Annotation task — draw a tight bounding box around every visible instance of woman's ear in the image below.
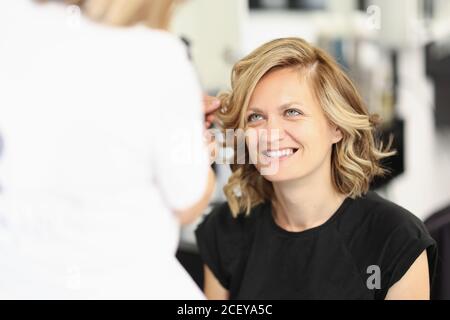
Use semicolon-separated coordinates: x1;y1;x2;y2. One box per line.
331;125;343;144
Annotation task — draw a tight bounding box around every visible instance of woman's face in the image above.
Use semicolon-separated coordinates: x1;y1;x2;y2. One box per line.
245;67;342;182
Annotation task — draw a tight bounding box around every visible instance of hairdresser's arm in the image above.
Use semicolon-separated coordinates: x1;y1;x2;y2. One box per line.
175;167;216;225
203;264;229;300
175;96;220;225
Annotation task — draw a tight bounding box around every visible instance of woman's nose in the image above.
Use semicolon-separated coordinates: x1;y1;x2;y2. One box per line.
262;117;286;144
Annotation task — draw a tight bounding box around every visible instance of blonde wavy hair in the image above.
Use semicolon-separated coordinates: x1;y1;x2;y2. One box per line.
36;0;177;29
217;37;396;217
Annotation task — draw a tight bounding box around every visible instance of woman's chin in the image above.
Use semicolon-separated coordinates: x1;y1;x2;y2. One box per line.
259;169;302;182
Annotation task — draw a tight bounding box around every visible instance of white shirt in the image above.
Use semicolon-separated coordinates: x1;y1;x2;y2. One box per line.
0;1;209;299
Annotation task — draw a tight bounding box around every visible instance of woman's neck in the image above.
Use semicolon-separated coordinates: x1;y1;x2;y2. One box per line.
271;165;347;232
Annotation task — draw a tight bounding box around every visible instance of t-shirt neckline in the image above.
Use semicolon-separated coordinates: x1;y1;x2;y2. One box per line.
265;196;353;237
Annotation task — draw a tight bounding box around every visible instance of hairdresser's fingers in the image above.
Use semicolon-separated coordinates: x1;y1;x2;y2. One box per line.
203;95;220;130
203;95;221;115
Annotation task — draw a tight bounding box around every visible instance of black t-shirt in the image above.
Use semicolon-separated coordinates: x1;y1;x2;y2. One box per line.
195;191;437;300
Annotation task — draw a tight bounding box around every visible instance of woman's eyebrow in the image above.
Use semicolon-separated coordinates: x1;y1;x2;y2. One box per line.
247;101;304;113
247;107;264;113
278;101;304;110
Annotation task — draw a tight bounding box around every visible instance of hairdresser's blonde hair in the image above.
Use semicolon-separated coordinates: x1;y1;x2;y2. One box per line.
38;0;177;29
218;37;396;217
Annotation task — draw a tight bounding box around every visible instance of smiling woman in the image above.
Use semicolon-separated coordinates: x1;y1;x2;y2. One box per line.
195;37;437;300
218;37;395;217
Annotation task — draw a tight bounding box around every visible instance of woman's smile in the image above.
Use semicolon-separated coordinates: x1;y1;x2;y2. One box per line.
261;147;300;162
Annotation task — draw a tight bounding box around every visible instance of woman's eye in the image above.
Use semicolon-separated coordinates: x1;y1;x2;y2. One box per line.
285;109;302;117
247;113;263;122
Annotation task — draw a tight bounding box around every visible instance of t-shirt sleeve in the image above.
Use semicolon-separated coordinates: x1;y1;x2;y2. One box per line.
195;202;242;290
151;40;210;211
379;210;437;298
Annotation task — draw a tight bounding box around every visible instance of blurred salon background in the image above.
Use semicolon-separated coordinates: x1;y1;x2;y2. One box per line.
170;0;450;300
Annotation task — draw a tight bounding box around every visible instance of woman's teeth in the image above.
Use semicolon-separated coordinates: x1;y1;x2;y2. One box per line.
263;148;296;158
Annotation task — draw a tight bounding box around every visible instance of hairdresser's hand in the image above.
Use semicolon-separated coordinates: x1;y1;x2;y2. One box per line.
203;95;221;130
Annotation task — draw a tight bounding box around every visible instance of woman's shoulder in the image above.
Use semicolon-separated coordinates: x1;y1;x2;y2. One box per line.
338;190;435;261
342;191;436;268
346;191;437;298
347;191;427;234
196;201;265;235
195;201;269;252
31;2;188;61
87;24;189;66
194;202;266;289
124;27;188;59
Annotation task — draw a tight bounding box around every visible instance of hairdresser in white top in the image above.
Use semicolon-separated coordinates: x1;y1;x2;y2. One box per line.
0;0;216;299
